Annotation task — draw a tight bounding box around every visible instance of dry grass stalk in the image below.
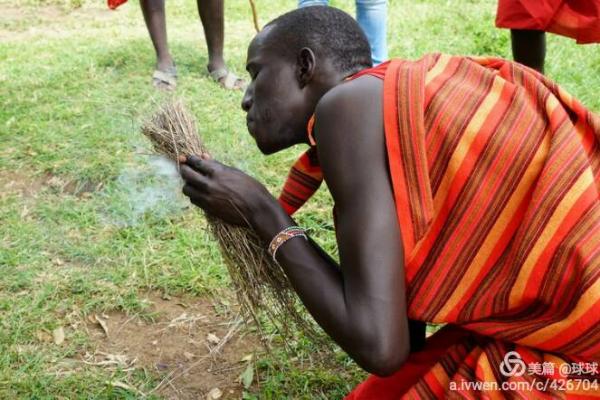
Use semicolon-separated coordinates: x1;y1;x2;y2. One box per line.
141;99;328;349
248;0;261;32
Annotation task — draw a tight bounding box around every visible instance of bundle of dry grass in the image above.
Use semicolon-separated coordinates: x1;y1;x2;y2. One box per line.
142;99;327;348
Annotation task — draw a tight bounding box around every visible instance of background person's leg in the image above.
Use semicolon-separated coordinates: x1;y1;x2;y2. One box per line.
140;0;174;72
298;0;328;7
510;29;546;73
197;0;245;89
356;0;388;65
197;0;226;73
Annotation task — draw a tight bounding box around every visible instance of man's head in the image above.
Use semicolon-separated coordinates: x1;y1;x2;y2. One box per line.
241;6;372;154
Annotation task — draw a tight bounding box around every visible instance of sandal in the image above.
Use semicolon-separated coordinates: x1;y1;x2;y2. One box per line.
209;67;246;90
152;66;177;91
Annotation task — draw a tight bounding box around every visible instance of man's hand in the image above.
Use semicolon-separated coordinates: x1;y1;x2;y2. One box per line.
179;155;278;228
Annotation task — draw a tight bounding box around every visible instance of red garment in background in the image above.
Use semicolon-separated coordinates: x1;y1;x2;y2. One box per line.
107;0;127;10
496;0;600;43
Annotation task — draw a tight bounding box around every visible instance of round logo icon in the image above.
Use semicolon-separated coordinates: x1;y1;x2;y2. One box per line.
500;351;527;377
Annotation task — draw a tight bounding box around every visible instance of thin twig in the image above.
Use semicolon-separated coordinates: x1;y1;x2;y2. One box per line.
114;314;138;336
209;316;243;356
248;0;260;32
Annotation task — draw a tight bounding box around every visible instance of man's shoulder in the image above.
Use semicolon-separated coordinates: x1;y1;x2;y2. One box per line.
316;75;383;114
315;75;383;127
313;75;384;154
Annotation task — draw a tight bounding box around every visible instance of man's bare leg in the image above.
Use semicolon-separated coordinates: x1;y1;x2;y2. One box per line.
511;29;546;73
197;0;226;73
140;0;175;72
197;0;245;89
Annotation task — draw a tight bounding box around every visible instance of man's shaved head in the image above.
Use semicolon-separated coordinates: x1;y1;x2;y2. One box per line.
241;7;374;154
262;6;373;76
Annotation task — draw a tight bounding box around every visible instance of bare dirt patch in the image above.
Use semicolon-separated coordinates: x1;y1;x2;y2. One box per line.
0;171;46;199
0;2;117;41
0;170;101;199
85;292;261;399
2;3;64;23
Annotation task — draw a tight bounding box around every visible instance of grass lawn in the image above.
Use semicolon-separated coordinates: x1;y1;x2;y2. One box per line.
1;0;598;398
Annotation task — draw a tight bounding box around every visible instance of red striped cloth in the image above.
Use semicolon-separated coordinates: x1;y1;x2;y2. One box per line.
280;55;600;398
278;146;323;216
496;0;600;44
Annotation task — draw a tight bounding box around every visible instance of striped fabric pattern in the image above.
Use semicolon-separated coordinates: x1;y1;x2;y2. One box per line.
278;146;323;216
378;54;600;398
281;54;600;397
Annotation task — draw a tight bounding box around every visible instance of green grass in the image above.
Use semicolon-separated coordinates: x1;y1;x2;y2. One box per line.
1;0;598;398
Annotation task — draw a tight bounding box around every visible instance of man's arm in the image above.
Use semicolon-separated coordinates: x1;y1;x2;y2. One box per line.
252;76;411;375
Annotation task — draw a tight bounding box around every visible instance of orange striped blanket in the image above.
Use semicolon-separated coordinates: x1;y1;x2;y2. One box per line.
281;54;600;398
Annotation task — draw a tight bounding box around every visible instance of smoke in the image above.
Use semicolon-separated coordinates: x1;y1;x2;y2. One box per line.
100;154;190;227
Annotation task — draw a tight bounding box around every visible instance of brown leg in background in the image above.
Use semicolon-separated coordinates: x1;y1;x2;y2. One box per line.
140;0;175;71
510;29;546;73
196;0;226;72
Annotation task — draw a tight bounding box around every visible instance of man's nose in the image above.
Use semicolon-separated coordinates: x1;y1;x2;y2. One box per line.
241;88;253;112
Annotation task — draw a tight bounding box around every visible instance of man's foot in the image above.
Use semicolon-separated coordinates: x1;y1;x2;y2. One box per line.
208;67;246;90
152;65;177;91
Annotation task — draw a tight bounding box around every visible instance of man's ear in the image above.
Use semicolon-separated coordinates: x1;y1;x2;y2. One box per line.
296;47;316;88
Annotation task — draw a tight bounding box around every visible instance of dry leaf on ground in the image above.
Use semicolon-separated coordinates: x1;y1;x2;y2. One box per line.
52;327;65;345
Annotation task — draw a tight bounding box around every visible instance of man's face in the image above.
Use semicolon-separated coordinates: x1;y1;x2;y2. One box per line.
241;28;313;154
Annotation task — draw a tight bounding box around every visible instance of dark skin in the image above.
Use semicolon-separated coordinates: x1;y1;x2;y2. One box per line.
180;26;425;376
140;0;244;87
511;29;546;73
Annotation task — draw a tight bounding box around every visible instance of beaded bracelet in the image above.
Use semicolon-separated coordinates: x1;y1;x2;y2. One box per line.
267;226;308;262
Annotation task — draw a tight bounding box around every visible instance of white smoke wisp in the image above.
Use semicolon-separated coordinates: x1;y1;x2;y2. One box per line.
100;154;190;227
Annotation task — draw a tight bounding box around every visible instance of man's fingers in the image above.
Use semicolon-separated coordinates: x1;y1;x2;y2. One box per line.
186;155;215;176
182;184;219;218
182;183;209;206
180;165;210;192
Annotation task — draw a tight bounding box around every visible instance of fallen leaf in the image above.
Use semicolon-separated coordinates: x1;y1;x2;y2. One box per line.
241;354;253;363
206;333;220;345
53;327;65;345
35;330;53;343
93;314;109;337
239;363;254;389
207;387;222;399
183;351;195;361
